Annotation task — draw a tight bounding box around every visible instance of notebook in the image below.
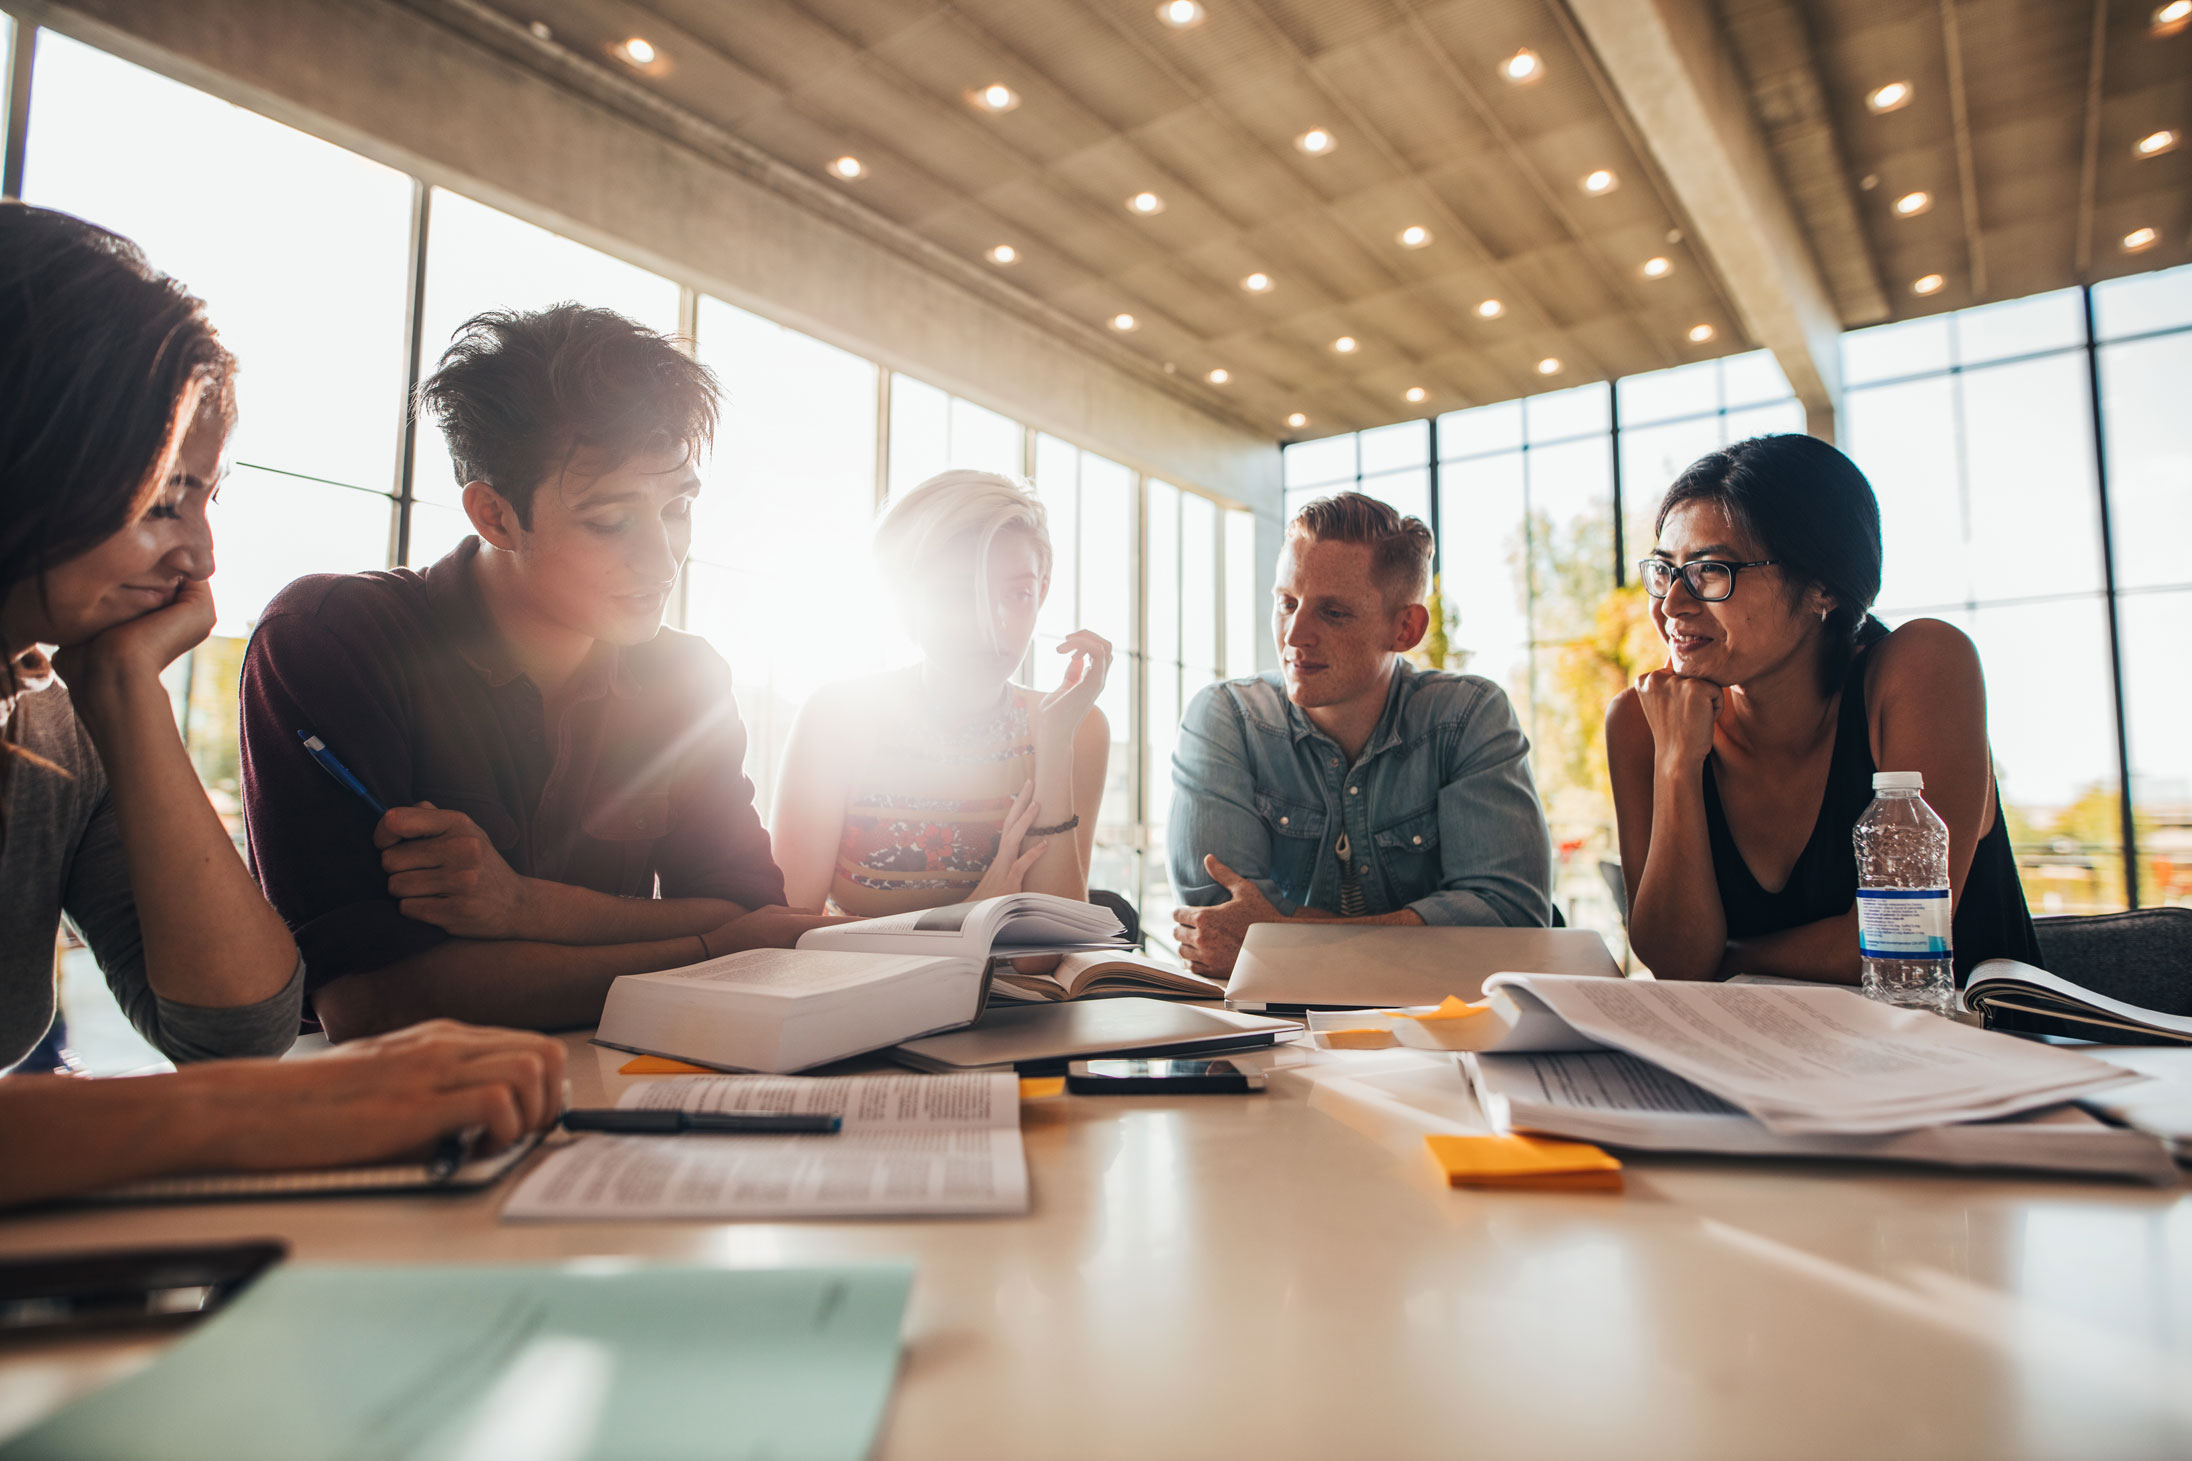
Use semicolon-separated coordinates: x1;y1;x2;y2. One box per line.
79;1132;544;1204
1225;924;1621;1010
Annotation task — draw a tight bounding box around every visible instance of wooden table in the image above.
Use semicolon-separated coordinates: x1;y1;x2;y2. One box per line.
2;1033;2188;1459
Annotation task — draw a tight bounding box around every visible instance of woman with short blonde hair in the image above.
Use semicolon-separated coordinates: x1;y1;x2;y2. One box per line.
770;469;1111;915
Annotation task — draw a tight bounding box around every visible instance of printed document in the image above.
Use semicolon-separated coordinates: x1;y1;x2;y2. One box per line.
504;1072;1027;1220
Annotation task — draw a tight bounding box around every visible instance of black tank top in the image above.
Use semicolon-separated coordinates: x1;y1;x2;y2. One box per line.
1701;645;2042;982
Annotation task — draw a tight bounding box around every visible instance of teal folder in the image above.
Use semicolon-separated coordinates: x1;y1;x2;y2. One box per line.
0;1261;913;1461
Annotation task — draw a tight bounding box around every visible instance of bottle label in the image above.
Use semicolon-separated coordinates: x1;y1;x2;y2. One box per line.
1856;889;1952;958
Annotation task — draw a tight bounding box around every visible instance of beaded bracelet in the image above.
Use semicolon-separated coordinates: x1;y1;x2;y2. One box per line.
1025;814;1081;838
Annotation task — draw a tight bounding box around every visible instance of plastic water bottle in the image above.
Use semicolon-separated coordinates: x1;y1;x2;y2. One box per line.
1853;770;1954;1015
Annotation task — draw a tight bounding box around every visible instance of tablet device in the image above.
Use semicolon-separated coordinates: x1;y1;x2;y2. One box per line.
892;997;1301;1074
1225;924;1621;1011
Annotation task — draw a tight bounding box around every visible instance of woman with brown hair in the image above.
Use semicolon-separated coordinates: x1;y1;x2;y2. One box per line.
0;203;561;1207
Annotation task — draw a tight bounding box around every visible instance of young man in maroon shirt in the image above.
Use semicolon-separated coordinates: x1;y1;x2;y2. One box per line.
241;306;837;1041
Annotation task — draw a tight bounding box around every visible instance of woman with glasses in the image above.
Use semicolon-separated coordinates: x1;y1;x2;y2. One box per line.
1604;433;2040;984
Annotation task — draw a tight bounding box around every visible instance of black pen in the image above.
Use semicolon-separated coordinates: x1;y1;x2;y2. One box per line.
426;1124;485;1182
560;1109;843;1135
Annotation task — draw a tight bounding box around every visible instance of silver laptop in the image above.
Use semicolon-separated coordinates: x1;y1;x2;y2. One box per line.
1225;923;1621;1010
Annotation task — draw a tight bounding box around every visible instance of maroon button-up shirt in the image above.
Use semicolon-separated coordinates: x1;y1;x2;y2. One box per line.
240;538;785;994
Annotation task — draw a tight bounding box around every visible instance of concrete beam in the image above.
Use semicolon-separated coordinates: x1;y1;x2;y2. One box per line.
1566;0;1846;443
20;0;1282;513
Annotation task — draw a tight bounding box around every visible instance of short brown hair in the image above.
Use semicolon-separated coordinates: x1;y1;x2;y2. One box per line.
1287;492;1434;606
416;305;718;528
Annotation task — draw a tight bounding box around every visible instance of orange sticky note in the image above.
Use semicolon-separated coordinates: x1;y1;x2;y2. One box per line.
1318;1027;1398;1050
618;1055;718;1075
1424;1133;1624;1192
1391;996;1489;1023
1019;1076;1066;1100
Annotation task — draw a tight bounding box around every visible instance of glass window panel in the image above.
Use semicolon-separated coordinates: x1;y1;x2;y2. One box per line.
2093;261;2192;341
411;188;680;512
682;560;782;795
1146;480;1181;666
1960;353;2101;602
1843;377;1969;612
948;395;1023;479
406;501;474;569
1961;597;2125;914
1524;382;1611;443
1359;419;1430;473
2122;591;2192;907
1952;288;2084;366
1616;360;1718;426
1079;453;1135;654
208;472;392;638
1438;451;1529;695
1719;350;1793;408
1524;437;1615;644
1033;434;1081;639
1723;399;1806;442
1841;314;1951;386
2099;333;2192;592
1617;415;1723;565
1355;466;1431;525
1282;433;1357;489
1438;400;1522;458
1145;659;1182;842
1224;508;1261;678
1;16;12;121
25;33;414;498
1181;492;1218;672
887;374;950;496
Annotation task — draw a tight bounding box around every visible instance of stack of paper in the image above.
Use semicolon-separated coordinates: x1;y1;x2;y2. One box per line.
504;1072;1027;1221
0;1262;912;1461
1472;975;2143;1135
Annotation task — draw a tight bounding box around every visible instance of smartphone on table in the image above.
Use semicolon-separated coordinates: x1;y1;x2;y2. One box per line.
1065;1057;1266;1094
0;1241;286;1339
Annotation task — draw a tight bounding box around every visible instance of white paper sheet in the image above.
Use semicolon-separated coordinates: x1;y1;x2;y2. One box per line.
503;1073;1028;1220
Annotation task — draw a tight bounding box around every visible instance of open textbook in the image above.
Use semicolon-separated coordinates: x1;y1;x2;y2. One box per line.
1390;974;2140;1136
1962;959;2192;1045
988;950;1226;1003
798;891;1128;959
503;1072;1027;1221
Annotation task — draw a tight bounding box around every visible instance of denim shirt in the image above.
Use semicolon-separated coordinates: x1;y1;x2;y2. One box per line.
1168;662;1553;927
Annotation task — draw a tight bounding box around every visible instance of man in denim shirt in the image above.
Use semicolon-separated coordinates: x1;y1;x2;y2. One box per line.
1170;494;1552;976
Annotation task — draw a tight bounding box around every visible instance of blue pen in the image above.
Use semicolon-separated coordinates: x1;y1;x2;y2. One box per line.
298;731;388;817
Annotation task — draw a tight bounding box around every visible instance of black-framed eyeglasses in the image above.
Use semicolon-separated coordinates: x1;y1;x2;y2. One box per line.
1638;558;1779;602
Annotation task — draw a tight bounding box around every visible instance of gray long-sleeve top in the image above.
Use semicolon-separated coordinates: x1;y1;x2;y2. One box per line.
1;676;302;1070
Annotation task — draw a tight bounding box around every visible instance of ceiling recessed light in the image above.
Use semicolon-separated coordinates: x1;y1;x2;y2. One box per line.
971;83;1020;113
1866;81;1913;113
1208;368;1230;385
1580;169;1618;195
1688;323;1715;343
987;244;1018;265
831;156;865;180
1286;412;1308;429
1111;312;1139;331
1405;386;1428;404
1641;256;1672;279
1295;128;1336;155
1127;191;1166;215
2123;226;2161;253
1912;273;1945;295
1397;224;1432;248
621;36;657;65
1502;48;1542;83
1894;190;1932;217
1158;0;1206;28
1537;357;1562;375
1476;298;1504;319
1332;335;1358;353
2154;1;2191;32
528;20;553;41
1241;272;1273;293
2135;129;2180;158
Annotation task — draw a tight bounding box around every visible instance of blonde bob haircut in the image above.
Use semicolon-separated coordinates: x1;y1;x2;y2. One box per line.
873;469;1054;650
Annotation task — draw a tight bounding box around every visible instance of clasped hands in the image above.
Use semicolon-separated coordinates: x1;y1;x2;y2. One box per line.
1171;854;1287;978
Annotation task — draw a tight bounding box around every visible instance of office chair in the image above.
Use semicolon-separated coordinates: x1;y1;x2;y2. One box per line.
2031;907;2192;1016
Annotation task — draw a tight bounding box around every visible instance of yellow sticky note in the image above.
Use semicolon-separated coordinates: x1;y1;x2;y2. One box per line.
1318;1027;1398;1050
1019;1076;1066;1101
618;1055;718;1075
1390;996;1489;1023
1424;1133;1624;1192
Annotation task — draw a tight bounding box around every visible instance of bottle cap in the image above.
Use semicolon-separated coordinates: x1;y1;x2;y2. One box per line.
1873;770;1924;791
